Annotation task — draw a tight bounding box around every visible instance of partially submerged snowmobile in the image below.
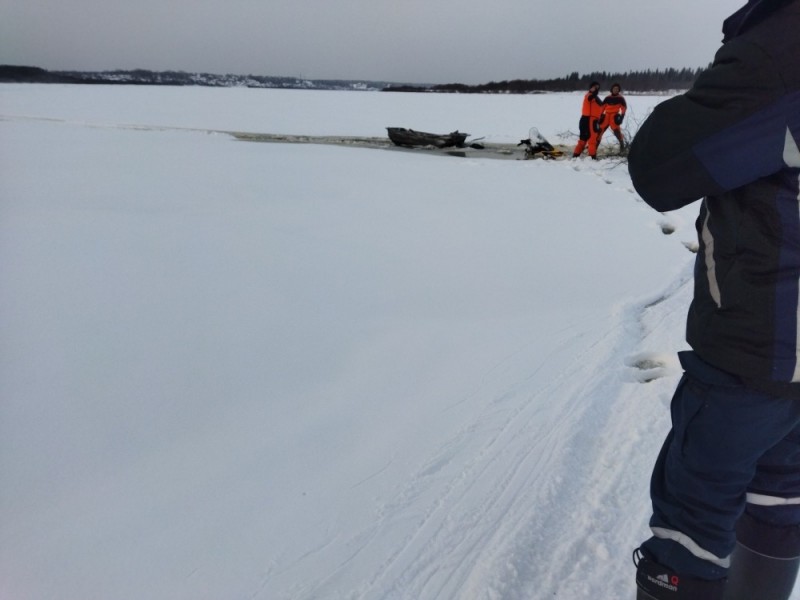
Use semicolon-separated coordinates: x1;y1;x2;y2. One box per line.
517;127;565;160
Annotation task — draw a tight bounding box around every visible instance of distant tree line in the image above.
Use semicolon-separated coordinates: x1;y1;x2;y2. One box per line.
0;65;86;84
1;64;708;93
0;65;391;91
384;67;710;94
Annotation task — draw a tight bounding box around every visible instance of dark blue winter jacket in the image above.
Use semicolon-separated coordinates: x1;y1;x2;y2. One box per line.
628;0;800;392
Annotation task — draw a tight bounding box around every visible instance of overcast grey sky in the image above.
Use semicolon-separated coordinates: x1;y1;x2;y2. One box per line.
1;0;742;84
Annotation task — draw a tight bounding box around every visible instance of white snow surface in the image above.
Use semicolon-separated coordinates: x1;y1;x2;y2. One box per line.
0;85;772;600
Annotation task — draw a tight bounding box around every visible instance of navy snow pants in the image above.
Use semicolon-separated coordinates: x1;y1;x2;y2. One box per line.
641;351;800;580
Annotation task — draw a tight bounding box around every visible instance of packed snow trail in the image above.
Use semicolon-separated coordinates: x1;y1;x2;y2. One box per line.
236;156;698;600
256;269;693;600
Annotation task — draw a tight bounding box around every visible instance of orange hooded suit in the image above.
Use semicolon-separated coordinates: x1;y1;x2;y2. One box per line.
573;81;604;158
595;83;627;153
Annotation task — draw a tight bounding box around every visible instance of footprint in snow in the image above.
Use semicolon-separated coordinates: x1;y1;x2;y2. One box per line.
658;220;676;235
624;352;681;383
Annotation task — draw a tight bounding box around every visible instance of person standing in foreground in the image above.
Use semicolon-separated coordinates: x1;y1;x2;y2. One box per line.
627;1;800;599
595;83;627;154
572;81;604;158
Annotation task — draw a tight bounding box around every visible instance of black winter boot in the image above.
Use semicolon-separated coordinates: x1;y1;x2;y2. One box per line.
723;513;800;600
634;548;726;599
614;129;626;152
723;542;800;600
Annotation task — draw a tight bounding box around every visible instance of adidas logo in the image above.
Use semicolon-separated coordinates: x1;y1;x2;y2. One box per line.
646;572;679;592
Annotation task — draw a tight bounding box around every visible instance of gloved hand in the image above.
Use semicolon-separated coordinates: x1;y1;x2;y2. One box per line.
614;113;624;125
592;119;602;133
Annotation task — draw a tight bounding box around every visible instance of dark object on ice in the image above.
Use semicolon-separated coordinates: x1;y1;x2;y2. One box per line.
517;127;564;159
386;127;469;148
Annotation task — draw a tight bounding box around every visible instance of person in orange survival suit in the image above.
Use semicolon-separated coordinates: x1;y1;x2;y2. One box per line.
594;82;627;155
572;81;604;158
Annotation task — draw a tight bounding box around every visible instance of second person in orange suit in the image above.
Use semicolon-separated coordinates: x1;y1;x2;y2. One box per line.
594;83;627;155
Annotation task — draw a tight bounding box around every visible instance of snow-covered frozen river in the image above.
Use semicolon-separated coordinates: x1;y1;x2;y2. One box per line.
1;84;727;599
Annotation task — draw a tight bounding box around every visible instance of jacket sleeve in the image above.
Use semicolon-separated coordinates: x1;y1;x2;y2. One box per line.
628;37;789;212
